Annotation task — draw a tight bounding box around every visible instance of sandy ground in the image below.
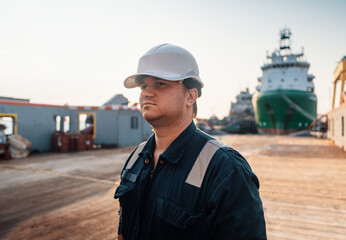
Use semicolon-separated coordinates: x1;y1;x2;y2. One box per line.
0;135;345;240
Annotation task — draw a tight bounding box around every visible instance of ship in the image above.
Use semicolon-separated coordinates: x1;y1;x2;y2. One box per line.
253;28;317;134
221;88;257;134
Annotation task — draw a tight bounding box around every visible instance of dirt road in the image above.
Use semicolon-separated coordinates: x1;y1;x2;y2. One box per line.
0;135;345;240
0;147;130;240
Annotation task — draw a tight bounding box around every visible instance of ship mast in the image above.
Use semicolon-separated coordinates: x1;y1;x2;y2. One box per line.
279;28;292;56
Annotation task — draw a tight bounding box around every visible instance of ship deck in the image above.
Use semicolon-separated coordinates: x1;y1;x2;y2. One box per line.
1;135;345;240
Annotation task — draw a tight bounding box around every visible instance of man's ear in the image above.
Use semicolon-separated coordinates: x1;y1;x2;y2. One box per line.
186;88;198;107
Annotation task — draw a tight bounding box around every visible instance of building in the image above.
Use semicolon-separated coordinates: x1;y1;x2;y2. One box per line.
327;56;346;151
0;97;152;152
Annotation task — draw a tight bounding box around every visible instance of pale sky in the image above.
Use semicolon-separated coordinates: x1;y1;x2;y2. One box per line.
1;0;345;118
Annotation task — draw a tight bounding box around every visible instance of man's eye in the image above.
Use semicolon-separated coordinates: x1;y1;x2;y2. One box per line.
140;84;147;90
157;82;166;86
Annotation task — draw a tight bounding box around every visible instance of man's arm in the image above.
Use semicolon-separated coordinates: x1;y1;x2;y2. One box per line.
115;142;146;239
207;165;266;239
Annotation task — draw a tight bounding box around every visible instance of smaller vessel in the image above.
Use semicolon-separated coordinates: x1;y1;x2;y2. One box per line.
222;88;257;134
253;28;317;134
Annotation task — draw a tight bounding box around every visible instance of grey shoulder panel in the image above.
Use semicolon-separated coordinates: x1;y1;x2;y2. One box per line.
185;139;228;188
125;141;147;170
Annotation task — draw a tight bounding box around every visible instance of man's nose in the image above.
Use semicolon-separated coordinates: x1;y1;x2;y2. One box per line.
140;85;155;98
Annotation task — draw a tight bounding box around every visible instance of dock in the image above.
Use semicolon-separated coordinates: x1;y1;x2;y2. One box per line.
0;135;345;240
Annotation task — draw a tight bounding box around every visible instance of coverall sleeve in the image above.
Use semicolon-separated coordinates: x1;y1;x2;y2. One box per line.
118;214;122;235
208;165;266;240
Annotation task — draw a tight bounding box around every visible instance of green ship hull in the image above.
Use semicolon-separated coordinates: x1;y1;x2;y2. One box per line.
253;90;317;134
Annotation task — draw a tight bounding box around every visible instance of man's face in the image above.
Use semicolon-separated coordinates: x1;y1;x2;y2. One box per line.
139;76;189;126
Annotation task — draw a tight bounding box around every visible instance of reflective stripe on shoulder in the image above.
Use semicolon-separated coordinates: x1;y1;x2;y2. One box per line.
185;139;228;188
125;141;147;170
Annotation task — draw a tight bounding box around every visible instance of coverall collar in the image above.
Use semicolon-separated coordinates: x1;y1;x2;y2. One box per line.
139;121;197;164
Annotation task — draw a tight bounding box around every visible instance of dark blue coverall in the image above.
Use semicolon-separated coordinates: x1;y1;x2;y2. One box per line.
114;121;266;240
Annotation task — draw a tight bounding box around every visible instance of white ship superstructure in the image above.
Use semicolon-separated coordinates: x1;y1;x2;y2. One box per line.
253;28;317;134
256;28;315;93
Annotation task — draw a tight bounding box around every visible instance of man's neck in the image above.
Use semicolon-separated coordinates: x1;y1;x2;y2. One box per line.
153;117;192;164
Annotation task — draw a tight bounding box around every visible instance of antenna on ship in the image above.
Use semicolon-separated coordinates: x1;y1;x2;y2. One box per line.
279;28;292;55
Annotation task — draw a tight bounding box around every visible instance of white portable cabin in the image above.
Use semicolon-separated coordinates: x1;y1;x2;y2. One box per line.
0;99;152;152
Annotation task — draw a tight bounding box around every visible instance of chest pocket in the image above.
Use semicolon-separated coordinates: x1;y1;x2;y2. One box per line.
157;197;204;230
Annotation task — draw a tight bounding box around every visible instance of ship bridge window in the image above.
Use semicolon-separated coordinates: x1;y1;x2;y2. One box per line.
79;112;96;138
241;97;251;101
0;114;17;135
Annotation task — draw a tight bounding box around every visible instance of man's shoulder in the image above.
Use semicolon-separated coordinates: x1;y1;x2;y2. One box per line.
193;130;251;173
195;129;242;159
195;130;251;171
123;141;148;170
214;144;250;172
190;130;257;193
193;128;220;147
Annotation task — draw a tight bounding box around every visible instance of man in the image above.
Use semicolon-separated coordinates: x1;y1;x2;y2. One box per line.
114;43;266;240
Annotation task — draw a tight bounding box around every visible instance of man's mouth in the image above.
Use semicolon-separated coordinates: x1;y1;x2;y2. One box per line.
141;101;156;106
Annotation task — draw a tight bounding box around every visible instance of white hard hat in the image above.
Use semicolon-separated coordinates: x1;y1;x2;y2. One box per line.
124;43;203;88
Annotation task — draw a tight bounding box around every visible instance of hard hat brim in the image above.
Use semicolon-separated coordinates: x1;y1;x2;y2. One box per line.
124;73;204;89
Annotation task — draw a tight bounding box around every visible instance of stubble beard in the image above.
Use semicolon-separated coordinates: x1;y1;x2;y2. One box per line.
142;108;184;129
142;112;168;129
141;90;188;129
